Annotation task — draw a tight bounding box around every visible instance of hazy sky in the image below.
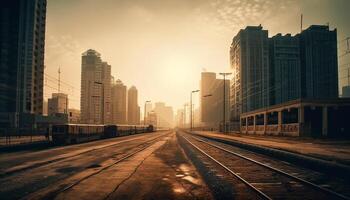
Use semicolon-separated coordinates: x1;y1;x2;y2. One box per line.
44;0;350;111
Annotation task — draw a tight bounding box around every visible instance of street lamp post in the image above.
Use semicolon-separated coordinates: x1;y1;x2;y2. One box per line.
190;90;200;131
219;73;232;133
144;100;151;126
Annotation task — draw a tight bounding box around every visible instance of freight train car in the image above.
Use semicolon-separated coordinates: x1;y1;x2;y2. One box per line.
52;124;154;144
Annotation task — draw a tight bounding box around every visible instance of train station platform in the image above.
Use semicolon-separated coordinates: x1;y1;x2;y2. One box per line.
193;131;350;166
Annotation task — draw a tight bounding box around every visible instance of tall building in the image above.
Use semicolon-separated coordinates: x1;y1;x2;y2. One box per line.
127;86;139;124
230;25;338;120
299;25;338;99
101;62;112;124
48;93;68;116
154;102;174;128
0;0;47;127
200;72;216;123
230;25;269;121
111;79;127;124
269;34;301;105
80;49;111;124
200;72;230;128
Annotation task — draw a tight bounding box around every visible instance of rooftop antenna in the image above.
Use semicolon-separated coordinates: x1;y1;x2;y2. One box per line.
58;67;61;93
300;14;303;32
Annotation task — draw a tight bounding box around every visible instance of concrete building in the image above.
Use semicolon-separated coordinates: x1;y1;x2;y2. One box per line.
230;25;270;121
0;0;47;127
269;34;301;105
200;72;230;129
127;86;139;125
48;93;68;116
80;49;111;124
68;109;80;124
101;62;112;124
299;25;338;99
111;79;127;124
154;102;174;128
146;111;157;128
232;25;344;137
240;99;350;138
175;109;184;128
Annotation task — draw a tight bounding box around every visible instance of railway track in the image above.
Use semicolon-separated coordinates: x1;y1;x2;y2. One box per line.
23;132;172;200
0;131;170;178
180;132;350;200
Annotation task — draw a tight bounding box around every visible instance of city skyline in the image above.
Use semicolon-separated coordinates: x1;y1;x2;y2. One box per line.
44;0;350;111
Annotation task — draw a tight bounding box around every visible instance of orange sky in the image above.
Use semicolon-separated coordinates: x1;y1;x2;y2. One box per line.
44;0;350;112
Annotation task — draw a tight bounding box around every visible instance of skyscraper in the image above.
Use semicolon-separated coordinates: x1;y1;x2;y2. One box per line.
299;25;338;99
200;72;230;128
0;0;47;127
230;25;269;120
269;34;301;105
80;49;111;124
154;102;174;128
111;79;127;124
127;86;139;124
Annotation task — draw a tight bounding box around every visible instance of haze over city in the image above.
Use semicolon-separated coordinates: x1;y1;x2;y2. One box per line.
45;0;350;110
1;0;350;199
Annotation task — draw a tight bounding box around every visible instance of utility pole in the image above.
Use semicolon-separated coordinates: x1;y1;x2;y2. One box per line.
58;67;61;93
190;90;200;131
219;73;232;133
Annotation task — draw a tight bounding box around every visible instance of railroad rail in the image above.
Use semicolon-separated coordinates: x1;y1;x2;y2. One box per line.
180;132;350;200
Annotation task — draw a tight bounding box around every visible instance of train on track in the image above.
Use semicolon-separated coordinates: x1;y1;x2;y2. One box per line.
52;124;154;144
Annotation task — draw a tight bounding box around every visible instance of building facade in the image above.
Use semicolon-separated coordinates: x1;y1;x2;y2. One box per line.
229;25;270;121
48;93;68;116
127;86;139;125
0;0;47;127
269;34;301;105
80;49;111;124
154;102;174;128
299;25;338;99
200;72;230;129
111;79;127;124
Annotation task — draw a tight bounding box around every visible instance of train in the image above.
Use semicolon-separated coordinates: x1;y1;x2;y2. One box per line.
52;124;154;144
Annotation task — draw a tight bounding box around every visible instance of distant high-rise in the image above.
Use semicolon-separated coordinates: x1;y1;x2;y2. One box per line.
0;0;47;126
200;72;230;127
48;93;68;116
80;49;111;124
154;102;174;128
101;62;112;124
127;86;139;124
111;79;127;124
230;25;269;120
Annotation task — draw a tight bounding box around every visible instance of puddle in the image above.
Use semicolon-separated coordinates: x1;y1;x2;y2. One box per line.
179;164;191;172
173;185;186;194
182;176;201;185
